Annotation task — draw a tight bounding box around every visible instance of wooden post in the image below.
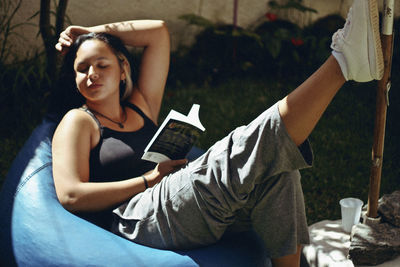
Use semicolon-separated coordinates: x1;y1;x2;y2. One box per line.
367;0;395;218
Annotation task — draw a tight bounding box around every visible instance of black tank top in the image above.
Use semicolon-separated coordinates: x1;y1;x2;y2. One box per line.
78;102;158;229
82;102;158;182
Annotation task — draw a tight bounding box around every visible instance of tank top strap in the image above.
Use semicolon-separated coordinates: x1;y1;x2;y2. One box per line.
79;106;104;137
123;101;154;124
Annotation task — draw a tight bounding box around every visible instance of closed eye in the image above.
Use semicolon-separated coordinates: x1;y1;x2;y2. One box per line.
74;57;111;73
76;64;108;73
76;67;88;73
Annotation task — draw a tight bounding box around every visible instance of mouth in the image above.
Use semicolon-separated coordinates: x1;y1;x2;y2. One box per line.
87;83;102;89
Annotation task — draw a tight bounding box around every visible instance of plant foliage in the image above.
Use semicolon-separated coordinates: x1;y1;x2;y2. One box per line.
0;0;36;62
268;0;318;14
172;11;344;86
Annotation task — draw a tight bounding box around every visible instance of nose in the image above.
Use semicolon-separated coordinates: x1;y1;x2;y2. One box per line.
88;66;99;80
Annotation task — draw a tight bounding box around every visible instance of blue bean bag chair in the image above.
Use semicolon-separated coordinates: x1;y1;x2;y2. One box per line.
0;116;271;267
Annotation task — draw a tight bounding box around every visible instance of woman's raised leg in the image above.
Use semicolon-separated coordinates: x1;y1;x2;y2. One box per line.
273;0;383;265
278;56;345;146
279;0;383;147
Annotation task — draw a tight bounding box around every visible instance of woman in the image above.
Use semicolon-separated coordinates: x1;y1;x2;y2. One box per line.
52;0;383;266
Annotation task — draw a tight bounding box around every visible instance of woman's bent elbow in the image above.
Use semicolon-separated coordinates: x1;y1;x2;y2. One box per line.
57;191;80;212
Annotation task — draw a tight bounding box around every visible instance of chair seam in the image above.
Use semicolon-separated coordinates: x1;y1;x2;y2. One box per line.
15;162;52;196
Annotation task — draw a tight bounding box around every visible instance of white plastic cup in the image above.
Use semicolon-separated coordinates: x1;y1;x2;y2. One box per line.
339;198;363;233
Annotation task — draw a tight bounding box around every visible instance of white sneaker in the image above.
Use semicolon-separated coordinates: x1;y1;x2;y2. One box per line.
331;0;384;82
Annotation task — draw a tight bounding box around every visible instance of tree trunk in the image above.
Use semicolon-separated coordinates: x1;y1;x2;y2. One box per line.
39;0;68;82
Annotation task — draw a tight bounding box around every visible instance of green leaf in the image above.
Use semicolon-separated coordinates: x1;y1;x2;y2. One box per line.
178;14;214;28
268;0;317;14
274;28;291;39
266;38;281;58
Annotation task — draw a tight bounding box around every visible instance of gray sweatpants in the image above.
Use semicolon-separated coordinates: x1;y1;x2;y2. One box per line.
112;102;312;258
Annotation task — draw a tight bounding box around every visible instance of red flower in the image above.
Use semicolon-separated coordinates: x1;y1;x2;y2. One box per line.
291;38;304;46
167;91;174;98
265;13;277;22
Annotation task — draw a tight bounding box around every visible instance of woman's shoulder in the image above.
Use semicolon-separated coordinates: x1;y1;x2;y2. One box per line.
54;108;100;144
62;108;96;126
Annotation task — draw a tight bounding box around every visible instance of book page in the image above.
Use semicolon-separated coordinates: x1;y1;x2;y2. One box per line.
146;119;202;160
142;104;205;163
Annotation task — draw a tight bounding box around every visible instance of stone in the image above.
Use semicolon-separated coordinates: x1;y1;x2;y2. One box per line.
378;190;400;227
349;222;400;266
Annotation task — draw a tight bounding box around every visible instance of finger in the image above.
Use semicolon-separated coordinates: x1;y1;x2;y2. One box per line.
59;33;72;45
55;41;67;50
170;159;188;169
60;31;73;43
173;158;188;165
61;39;71;47
55;43;69;55
55;42;62;51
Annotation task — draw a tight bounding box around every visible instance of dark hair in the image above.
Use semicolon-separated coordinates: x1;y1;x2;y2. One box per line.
48;32;135;120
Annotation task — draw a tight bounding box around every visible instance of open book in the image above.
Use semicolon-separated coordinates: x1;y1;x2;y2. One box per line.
141;104;205;163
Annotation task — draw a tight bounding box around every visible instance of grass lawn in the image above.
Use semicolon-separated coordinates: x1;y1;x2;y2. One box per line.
1;68;399;226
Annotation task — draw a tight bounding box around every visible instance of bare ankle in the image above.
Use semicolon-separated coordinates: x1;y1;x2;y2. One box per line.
271;245;301;267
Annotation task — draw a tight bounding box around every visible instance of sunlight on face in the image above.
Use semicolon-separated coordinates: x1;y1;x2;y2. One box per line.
73;39;124;102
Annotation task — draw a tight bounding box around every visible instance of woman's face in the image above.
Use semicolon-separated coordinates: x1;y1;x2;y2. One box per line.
73;39;125;103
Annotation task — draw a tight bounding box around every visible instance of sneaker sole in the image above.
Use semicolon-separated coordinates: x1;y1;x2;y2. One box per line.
369;0;384;79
